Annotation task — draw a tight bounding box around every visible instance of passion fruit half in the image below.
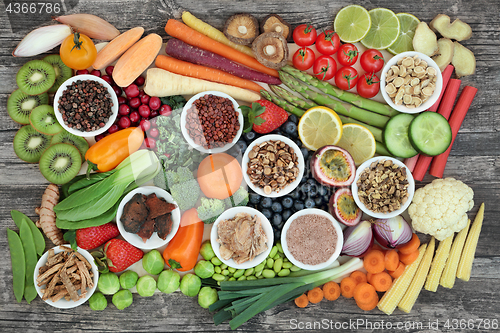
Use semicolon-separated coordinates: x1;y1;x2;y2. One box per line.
329;187;362;227
311;145;356;187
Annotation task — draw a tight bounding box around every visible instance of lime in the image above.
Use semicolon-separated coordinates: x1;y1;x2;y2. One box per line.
336;123;376;166
360;8;400;50
333;5;371;43
298;106;343;151
388;13;420;55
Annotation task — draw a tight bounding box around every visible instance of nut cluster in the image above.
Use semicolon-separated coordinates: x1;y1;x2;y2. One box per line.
356;159;409;214
58;80;113;132
385;55;438;108
247;140;299;195
185;94;240;149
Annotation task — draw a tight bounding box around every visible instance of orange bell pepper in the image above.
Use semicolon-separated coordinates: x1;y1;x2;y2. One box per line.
85;127;144;177
163;208;204;271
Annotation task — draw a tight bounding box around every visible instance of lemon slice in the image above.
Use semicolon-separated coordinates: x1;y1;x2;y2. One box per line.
360;8;400;50
333;5;371;43
298;106;343;151
388;13;420;55
336;123;376;166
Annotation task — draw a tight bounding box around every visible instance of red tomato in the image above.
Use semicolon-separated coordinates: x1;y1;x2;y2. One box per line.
335;66;359;90
337;44;359;66
292;47;316;70
312;55;337;81
360;49;385;73
357;73;381;98
293;24;317;46
315;30;341;55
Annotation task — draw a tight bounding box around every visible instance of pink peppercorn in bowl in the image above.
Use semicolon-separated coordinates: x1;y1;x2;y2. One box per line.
281;208;343;271
53;75;118;138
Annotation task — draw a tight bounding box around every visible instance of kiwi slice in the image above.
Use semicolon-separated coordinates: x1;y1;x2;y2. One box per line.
7;89;49;124
16;60;56;95
43;55;73;94
51;130;89;158
13;125;52;163
29;105;64;135
39;143;82;185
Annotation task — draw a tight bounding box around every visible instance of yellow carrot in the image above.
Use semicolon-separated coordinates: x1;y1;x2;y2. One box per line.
424;235;454;292
457;203;485;281
440;218;470;288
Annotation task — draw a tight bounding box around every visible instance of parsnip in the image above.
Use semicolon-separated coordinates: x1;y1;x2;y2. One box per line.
432;38;455;72
452;42;476;77
430;14;472;41
413;22;438;57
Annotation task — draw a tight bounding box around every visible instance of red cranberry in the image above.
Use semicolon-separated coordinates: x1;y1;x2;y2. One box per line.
140;94;150;105
159;104;172;116
112;85;122;97
129;97;141;109
150;110;159;118
101;75;113;85
108;124;120;134
138;90;145;98
140;119;151;132
149;118;157;127
90;69;101;77
95;133;106;142
124;84;140;98
119;104;131;116
129;111;140;123
138;105;151;118
134;76;145;86
149;97;161;111
76;69;89;75
144;138;156;149
118;96;127;105
149;127;159;138
118;116;131;129
105;66;114;76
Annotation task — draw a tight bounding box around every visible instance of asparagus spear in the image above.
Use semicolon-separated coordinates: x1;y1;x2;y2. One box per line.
279;72;390;128
337;115;383;143
269;85;317;110
281;65;400;117
260;90;305;117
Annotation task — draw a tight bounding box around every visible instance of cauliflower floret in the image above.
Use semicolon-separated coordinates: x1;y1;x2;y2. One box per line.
408;177;473;240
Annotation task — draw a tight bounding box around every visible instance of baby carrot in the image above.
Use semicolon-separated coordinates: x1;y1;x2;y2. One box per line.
384;249;400;271
370;271;393;292
340;277;357;298
363;250;385;274
350;271;368;285
294;293;309;308
398;233;420;254
307;287;324;304
322;281;340;301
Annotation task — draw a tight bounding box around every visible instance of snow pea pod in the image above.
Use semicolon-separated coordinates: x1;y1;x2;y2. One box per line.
11;210;45;257
19;219;38;304
7;228;25;303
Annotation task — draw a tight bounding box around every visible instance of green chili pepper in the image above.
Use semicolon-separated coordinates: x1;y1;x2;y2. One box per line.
7;228;25;303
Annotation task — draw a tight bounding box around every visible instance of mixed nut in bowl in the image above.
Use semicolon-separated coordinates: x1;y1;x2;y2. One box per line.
351;156;415;219
180;91;243;154
53;74;118;137
380;51;443;114
242;134;304;198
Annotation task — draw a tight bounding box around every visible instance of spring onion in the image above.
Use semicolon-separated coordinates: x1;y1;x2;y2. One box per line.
373;216;413;249
341;221;374;257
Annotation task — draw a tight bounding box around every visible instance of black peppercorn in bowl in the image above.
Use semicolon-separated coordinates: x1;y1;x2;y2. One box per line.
53;75;118;137
180;91;243;154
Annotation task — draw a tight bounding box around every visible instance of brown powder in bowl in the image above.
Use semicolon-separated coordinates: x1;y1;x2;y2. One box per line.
286;214;337;266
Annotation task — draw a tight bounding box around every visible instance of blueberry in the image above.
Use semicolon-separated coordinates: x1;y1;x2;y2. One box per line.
304;198;315;208
309;184;318;197
281;196;293;209
300;183;312;194
243;131;256;142
272;213;283;227
317;185;330;197
272;128;283;136
249;192;261;204
274;228;281;240
300;147;309;160
282;209;292;221
323;193;332;203
236;140;247;153
278;221;285;230
261;208;272;220
314;196;323;206
282;121;298;137
260;197;273;209
289;189;301;199
271;202;283;213
294;201;305;211
288;114;298;125
294;138;303;148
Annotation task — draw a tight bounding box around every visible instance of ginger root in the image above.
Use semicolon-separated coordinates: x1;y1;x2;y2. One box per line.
430;14;472;41
452;42;476;77
432;38;455;72
413;22;438;57
35;184;65;246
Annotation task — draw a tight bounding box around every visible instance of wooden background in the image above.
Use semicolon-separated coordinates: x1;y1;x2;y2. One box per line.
0;0;499;332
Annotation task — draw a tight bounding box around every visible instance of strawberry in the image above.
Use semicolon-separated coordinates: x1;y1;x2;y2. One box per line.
240;100;289;134
75;223;120;250
102;239;144;273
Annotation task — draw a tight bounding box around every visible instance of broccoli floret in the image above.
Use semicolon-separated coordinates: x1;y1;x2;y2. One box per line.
224;187;249;208
153;164;169;191
170;179;201;211
197;197;226;224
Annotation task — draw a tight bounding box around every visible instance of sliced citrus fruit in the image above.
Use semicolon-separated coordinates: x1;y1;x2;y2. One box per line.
360;8;400;50
335;123;376;165
388;13;420;55
333;5;371;43
298;106;343;151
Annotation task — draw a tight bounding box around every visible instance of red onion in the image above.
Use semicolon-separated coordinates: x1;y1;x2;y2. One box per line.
341;220;373;257
373;216;412;249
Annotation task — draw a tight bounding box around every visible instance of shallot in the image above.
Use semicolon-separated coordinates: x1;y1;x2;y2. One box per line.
372;215;413;249
341;220;373;257
13;24;71;57
54;14;120;40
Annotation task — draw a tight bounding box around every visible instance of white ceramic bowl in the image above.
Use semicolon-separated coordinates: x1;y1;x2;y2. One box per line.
53;74;119;137
116;186;181;250
380;51;443;114
211;206;274;269
281;208;344;271
34;246;98;309
351;156;415;219
241;134;304;198
180;91;243;154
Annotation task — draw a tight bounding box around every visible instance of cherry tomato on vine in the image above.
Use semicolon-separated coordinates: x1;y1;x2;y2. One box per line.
335;66;359;91
292;47;316;70
357;73;381;98
293;24;317;46
315;30;341;55
337;43;359;67
360;49;385;73
313;55;337;81
60;32;97;70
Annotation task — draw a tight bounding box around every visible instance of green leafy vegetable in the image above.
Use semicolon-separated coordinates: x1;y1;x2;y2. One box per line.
159;95;187;110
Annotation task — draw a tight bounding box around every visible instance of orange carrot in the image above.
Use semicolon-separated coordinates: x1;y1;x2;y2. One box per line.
398;233;420;254
322;282;340;301
307;287;324;304
340;277;357;298
164;19;279;78
399;249;420;265
384;249;400;271
350;271;368;285
363;250;386;274
370;271;393;292
388;262;406;279
353;282;377;305
356;293;379;311
155;55;264;93
366;272;374;284
371;243;384;252
294;293;309;308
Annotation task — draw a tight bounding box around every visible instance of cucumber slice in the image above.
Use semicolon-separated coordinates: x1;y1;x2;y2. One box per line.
409;111;452;156
383;113;418;158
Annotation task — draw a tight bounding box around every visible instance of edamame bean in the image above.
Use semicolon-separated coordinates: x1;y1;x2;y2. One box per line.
220;264;228;270
244;268;254;276
212;273;226;282
276;243;283;253
273;253;281;260
228;277;236;281
246;276;257;281
255;263;265;272
262;269;275;279
222;269;229;276
273;258;283;273
255;270;262;277
211;257;222;266
266;258;274;269
228;267;236;274
282;262;293;269
278;268;290;277
290;265;302;272
237;276;247;281
257;275;264;279
269;246;278;258
214;266;222;274
233;269;245;278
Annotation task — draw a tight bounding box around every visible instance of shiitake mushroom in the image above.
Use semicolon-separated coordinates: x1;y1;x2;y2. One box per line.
223;13;259;45
260;14;292;41
252;32;289;69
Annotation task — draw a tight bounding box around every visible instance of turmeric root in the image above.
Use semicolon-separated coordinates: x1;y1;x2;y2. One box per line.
35;184;65;246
